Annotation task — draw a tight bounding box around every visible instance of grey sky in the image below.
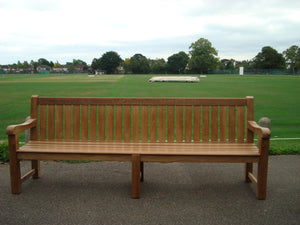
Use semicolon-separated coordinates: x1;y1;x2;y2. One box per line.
0;0;299;64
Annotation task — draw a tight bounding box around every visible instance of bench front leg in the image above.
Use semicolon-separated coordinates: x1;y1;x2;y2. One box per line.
132;154;141;199
257;138;269;200
8;135;22;194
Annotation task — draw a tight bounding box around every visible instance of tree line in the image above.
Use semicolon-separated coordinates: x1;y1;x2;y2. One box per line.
1;38;300;74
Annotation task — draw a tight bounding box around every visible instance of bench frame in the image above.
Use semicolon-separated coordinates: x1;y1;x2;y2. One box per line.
7;95;270;199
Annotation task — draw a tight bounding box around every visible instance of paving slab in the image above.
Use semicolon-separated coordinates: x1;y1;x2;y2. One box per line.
0;155;299;224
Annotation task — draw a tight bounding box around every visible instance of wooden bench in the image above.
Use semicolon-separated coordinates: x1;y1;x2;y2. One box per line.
7;95;270;199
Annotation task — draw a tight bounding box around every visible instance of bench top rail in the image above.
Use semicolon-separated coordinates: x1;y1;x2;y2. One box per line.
38;97;248;106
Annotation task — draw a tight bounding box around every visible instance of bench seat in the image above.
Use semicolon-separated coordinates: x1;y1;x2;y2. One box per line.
18;141;260;161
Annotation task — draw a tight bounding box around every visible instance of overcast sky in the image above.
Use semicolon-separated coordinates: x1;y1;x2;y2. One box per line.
1;0;299;65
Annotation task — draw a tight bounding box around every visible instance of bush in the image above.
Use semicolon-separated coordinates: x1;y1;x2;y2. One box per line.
0;142;9;163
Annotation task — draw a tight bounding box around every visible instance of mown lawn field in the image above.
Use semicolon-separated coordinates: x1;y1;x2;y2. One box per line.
0;74;299;154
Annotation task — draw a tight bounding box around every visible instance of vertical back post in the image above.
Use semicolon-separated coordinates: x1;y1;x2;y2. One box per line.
30;95;40;178
30;95;39;140
246;96;254;143
245;96;254;182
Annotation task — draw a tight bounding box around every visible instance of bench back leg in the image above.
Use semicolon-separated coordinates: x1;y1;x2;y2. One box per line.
244;163;253;182
31;160;41;178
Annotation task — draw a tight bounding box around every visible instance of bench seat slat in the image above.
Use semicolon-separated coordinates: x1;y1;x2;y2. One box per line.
18;141;259;156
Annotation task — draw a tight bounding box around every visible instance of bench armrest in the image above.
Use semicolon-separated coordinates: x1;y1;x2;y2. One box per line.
248;121;271;139
6;119;37;135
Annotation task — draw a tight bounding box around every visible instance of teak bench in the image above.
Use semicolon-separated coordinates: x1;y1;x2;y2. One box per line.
7;95;270;199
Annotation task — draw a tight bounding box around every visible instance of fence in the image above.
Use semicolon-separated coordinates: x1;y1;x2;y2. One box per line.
209;69;300;75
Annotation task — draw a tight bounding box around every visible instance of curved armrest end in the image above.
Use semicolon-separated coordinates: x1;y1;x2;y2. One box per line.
248;121;271;139
6;119;37;135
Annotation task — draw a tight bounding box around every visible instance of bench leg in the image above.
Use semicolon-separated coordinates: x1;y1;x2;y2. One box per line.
256;138;269;200
31;160;40;178
8;135;22;194
10;159;22;194
132;154;141;199
140;162;144;182
244;163;253;182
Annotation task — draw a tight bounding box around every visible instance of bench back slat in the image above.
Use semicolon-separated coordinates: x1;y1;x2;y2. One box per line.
167;106;175;142
33;96;254;143
132;106;140;142
219;106;227;142
64;105;72;140
90;105;97;141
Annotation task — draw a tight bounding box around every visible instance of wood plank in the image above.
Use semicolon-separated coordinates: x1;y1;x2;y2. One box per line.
73;105;80;140
176;106;183;142
115;105;122;141
124;105;131;141
98;105;105;141
202;106;209;142
39;105;47;140
55;105;63;140
158;106;166;142
248;172;257;185
141;106;148;142
64;105;72;140
150;106;157;142
106;105;114;141
211;106;218;142
219;106;227;142
39;97;247;106
81;105;89;141
18;153;132;162
229;106;236;142
48;105;55;140
21;169;35;183
193;106;201;142
132;106;140;141
19;141;260;156
237;106;245;143
167;106;175;142
185;106;192;142
90;105;97;141
141;155;259;163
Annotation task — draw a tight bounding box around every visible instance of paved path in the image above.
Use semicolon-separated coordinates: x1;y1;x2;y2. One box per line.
0;156;299;224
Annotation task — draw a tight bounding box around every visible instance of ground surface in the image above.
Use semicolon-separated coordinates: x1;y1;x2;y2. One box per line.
1;155;299;224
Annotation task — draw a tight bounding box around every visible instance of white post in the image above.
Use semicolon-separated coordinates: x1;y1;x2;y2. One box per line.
239;67;244;75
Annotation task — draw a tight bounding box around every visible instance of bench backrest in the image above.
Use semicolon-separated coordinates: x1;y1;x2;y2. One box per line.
30;96;254;143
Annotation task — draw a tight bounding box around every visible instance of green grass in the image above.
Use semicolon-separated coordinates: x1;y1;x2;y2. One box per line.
0;73;299;158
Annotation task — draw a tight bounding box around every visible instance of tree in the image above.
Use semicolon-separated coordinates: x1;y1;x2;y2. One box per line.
91;58;101;72
30;60;39;73
72;59;87;66
167;51;189;74
253;46;285;70
99;51;122;74
188;38;219;74
149;58;166;74
38;58;51;67
129;54;150;74
123;58;131;74
283;45;300;74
